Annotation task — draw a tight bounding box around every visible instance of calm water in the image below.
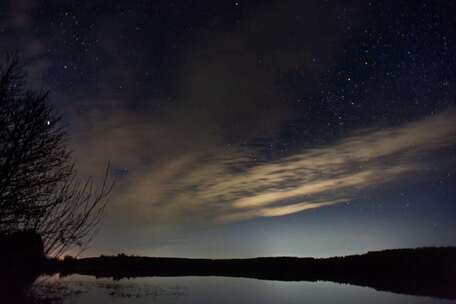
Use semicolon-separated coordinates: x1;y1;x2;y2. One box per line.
31;274;455;304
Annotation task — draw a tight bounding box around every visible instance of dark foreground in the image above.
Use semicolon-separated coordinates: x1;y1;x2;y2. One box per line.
43;247;456;300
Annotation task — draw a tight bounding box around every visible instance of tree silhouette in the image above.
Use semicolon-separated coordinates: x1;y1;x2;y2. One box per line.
0;54;113;257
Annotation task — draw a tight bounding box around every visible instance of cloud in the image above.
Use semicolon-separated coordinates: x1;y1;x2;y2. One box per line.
63;1;365;232
87;108;456;228
0;0;51;86
197;109;456;222
6;0;36;28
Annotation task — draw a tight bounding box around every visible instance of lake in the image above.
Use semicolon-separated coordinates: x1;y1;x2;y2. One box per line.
30;274;455;304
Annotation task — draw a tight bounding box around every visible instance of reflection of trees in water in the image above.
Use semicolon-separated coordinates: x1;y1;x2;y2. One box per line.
28;275;187;303
98;281;187;298
27;275;81;304
0;275;57;304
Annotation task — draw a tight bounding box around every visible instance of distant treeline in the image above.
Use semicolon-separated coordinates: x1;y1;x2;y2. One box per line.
46;247;456;299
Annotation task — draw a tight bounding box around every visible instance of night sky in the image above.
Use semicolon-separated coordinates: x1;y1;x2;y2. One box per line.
1;0;455;258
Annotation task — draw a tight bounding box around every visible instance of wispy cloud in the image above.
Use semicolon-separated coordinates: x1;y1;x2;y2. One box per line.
198;109;456;221
71;106;456;228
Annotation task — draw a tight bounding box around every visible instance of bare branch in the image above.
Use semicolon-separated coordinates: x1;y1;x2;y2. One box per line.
0;54;114;257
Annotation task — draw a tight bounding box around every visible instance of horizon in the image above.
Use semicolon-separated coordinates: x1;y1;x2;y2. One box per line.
71;246;456;261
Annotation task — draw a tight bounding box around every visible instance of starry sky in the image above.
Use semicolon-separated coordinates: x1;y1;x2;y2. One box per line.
1;0;455;258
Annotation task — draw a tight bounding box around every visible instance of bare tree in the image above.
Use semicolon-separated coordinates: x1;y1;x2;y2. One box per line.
35;165;114;256
0;54;113;257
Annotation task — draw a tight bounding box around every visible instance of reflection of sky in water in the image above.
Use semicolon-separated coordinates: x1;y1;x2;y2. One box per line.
32;275;453;304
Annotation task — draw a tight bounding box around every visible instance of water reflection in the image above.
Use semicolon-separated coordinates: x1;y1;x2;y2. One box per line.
30;275;454;304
